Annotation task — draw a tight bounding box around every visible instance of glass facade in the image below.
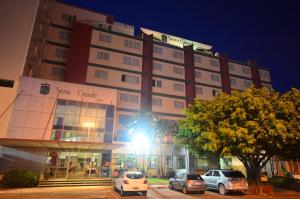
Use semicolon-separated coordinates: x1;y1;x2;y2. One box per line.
51;99;115;143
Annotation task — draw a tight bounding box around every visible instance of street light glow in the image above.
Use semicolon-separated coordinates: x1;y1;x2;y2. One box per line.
132;133;150;153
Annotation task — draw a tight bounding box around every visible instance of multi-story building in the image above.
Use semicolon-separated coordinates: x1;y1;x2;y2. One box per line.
0;0;272;179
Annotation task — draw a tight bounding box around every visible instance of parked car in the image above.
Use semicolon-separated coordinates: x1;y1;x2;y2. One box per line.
169;173;206;194
201;169;248;195
113;171;148;196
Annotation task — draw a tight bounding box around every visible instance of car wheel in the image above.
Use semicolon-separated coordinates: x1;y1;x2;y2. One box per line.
169;183;174;190
142;191;147;196
120;187;126;196
218;184;227;195
182;186;188;194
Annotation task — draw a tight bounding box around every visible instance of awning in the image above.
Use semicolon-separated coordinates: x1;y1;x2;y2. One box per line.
0;138;124;152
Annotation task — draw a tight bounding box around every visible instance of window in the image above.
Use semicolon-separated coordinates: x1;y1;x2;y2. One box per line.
230;78;236;85
54;48;67;58
173;67;183;75
149;156;157;169
229;63;235;71
212;89;220;97
260;70;269;78
177;156;185;169
243;66;250;74
213;171;220;177
121;74;139;84
97;51;109;60
58;31;71;41
51;66;64;77
152;80;162;88
153;46;162;55
195;71;202;78
165;156;173;168
0;79;14;88
194;55;201;63
196;87;203;95
174;101;184;109
209;59;219;67
211;74;220;82
152;98;162;106
123;56;140;66
153;62;162;71
94;70;108;79
99;33;111;43
119;93;138;103
173;51;183;59
124;39;141;49
61;13;73;22
244;80;252;88
173;83;184;91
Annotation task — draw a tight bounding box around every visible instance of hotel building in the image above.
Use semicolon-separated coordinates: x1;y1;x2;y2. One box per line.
0;0;272;179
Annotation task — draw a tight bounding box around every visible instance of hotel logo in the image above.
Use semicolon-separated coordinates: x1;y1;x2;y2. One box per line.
40;83;51;95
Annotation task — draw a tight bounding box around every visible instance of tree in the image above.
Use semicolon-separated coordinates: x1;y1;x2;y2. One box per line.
176;87;300;189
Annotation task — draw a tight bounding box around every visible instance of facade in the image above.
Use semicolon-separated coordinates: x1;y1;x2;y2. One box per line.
0;0;272;179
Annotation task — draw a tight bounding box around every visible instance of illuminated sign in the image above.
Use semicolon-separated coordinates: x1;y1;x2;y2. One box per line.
141;28;212;52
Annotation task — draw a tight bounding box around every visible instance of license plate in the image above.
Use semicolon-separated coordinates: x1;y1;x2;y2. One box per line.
133;187;139;190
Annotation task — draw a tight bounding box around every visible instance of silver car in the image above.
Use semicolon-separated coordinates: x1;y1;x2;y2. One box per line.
169;173;206;194
201;170;248;195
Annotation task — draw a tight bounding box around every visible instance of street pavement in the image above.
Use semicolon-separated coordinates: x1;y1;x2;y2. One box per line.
0;186;300;199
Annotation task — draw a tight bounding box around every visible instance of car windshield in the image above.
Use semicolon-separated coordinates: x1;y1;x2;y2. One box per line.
222;171;245;178
126;173;144;179
187;174;203;180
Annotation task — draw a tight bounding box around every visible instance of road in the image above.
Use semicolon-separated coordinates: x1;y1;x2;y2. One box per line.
0;186;299;199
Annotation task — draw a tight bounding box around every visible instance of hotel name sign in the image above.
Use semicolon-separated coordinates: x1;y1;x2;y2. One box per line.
140;27;212;51
21;77;117;105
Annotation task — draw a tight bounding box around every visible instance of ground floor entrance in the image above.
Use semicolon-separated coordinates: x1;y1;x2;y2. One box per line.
45;151;112;179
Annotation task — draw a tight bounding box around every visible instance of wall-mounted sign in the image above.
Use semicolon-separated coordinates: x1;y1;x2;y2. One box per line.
141;27;212;52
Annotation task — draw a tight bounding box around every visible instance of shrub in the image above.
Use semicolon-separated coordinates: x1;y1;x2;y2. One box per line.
1;170;40;188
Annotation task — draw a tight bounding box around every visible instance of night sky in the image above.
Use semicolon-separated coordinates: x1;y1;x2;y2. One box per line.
62;0;300;93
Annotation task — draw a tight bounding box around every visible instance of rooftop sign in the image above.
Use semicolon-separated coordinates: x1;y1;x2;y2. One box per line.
141;27;212;51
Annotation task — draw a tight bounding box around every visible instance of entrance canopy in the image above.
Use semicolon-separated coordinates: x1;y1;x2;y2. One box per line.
0;138;123;152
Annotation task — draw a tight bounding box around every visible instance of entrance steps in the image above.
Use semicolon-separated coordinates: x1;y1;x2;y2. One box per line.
38;178;113;187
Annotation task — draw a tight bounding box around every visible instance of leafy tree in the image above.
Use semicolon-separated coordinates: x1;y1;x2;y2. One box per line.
176;87;300;188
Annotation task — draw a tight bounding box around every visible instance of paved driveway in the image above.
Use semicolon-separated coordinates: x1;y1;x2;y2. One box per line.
0;186;299;199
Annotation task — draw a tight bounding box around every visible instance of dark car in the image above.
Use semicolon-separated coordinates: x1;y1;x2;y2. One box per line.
169;173;206;194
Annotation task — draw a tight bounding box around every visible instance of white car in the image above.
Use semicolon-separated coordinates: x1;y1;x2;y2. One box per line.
114;171;148;196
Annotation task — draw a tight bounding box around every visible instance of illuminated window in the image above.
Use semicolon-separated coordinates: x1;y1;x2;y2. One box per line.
177;156;186;169
99;33;111;43
211;74;220;82
121;74;139;84
152;80;162;88
97;51;109;60
94;70;108;79
173;67;183;75
244;80;252;88
58;31;71;41
212;89;220;97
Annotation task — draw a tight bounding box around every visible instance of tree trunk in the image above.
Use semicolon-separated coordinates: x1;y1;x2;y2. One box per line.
245;165;262;194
